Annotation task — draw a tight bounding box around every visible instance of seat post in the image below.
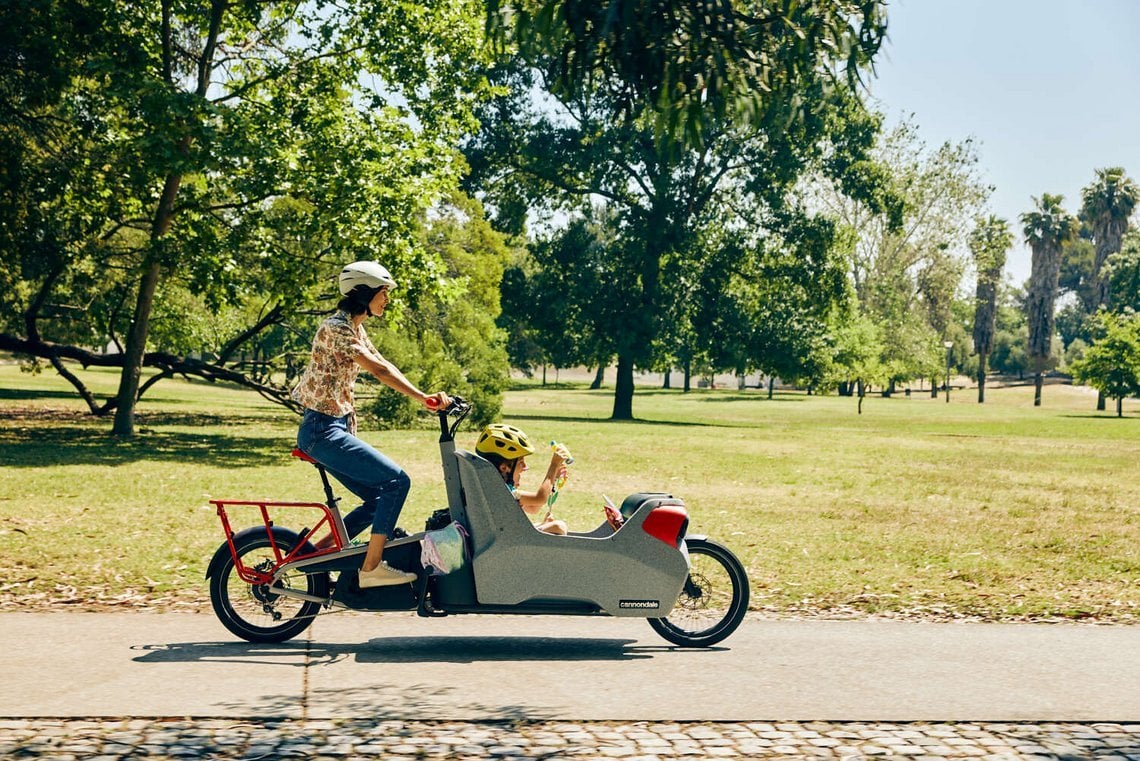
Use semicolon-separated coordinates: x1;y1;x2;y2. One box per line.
313;464;350;547
316;465;337;507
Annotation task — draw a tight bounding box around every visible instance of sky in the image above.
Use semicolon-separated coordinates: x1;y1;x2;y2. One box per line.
867;0;1140;285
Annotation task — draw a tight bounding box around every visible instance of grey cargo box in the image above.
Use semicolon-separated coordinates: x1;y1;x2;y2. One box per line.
455;451;688;616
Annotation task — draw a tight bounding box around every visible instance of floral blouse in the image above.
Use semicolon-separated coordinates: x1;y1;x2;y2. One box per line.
291;311;376;434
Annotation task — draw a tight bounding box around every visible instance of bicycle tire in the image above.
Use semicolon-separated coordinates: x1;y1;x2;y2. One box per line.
209;528;328;643
648;536;749;647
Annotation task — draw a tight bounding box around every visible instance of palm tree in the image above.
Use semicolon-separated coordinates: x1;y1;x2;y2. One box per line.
1080;167;1139;308
1080;167;1138;410
969;216;1013;403
1021;194;1078;406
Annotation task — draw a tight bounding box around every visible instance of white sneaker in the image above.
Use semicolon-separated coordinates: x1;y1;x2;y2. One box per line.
358;561;416;589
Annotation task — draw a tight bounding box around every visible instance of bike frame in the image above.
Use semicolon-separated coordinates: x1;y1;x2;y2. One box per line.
211;499;346;585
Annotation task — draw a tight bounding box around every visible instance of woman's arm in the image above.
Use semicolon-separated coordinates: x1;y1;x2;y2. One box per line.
354;347;444;407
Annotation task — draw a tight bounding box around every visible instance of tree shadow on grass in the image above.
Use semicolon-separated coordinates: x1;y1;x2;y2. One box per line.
1060;413;1134;420
0;424;288;468
504;411;777;430
634;389;808;403
0;388;83;401
506;412;713;428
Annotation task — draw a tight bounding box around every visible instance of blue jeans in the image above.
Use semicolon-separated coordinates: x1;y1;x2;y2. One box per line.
296;410;410;539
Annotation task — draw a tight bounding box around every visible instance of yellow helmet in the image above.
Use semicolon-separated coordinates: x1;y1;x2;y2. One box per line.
476;423;534;460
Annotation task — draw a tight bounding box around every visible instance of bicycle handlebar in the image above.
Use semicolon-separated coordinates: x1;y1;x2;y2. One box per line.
436;395;471;442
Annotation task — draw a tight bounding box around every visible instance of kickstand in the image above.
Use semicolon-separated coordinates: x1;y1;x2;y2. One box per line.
415;568;447;617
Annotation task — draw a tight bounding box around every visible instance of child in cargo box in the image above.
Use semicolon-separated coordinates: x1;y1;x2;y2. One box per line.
475;424;570;535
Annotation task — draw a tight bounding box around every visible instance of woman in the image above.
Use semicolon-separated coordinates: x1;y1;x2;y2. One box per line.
292;261;450;588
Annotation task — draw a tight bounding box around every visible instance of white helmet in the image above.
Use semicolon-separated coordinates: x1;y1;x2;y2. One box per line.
338;261;396;295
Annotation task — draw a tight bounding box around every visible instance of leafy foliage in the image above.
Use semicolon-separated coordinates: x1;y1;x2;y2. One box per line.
807;118;990;389
486;0;887;150
1106;232;1140;314
365;194;515;430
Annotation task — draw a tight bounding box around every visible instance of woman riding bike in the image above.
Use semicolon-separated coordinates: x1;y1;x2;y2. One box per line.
292;260;449;588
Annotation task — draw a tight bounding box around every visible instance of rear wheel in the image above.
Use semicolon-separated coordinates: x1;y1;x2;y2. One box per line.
648;537;749;647
209;529;329;643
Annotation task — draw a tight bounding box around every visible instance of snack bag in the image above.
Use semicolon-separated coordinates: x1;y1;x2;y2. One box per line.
602;494;624;531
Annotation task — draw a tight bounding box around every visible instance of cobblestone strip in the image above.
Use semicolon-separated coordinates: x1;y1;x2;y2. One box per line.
0;720;1138;760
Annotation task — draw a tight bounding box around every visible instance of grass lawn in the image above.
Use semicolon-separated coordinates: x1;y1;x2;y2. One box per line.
1;362;1138;621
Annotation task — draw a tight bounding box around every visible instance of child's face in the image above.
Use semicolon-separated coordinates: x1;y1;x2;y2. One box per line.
500;457;528;487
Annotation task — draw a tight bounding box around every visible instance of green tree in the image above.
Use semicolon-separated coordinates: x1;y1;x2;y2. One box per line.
1071;311;1140;417
1021;194;1078;406
685;216;850;390
817;295;887;413
467;41;893;419
0;0;488;436
807;118;989;395
969;215;1013;402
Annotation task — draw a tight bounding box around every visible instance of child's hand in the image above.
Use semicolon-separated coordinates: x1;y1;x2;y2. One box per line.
550;441;573;464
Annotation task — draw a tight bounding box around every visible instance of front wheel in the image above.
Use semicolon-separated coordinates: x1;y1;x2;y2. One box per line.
649;537;749;647
209;528;329;643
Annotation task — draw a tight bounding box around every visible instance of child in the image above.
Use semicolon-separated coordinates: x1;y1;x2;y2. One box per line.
475;423;569;535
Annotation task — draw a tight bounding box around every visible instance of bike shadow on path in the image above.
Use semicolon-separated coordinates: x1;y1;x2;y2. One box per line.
131;635;725;665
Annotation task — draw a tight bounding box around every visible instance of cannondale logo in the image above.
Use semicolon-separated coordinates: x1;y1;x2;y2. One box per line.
619;599;660;609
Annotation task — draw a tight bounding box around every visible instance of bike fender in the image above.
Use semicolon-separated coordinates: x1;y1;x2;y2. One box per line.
204;525;297;580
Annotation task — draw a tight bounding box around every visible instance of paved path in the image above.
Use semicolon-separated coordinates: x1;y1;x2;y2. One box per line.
2;612;1139;720
1;612;1138;758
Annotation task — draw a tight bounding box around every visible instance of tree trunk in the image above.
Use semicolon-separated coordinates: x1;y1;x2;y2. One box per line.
767;376;774;399
931;377;938;399
1034;372;1043;406
111;162;185;438
1118;396;1123;417
977;353;988;403
612;354;635;420
590;365;605;390
662;369;670;389
1097;391;1106;411
683;359;691;392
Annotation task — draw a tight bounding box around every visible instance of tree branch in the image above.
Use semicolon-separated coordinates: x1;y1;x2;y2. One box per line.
48;353;116;416
0;333;301;414
217;303;285;364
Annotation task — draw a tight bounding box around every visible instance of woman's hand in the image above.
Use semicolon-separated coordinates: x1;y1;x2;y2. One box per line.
423;391;451;410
